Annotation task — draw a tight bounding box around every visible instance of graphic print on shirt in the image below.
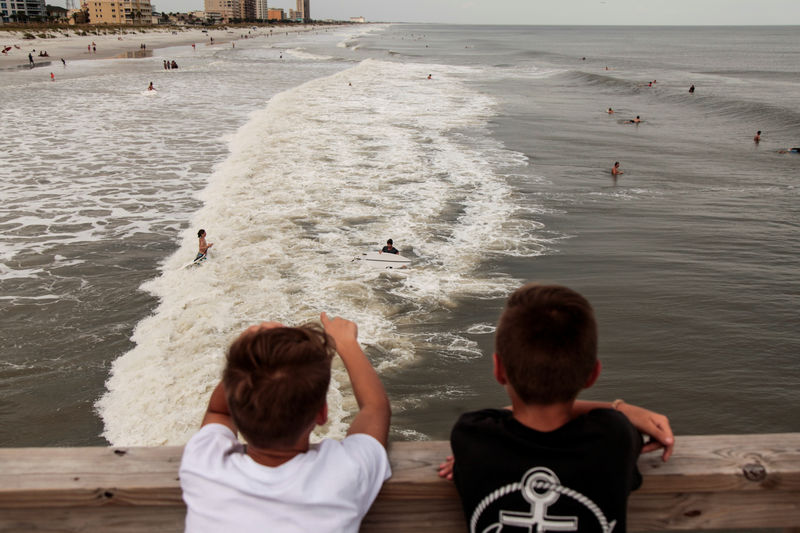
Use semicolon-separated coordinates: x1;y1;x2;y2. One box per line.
470;467;616;533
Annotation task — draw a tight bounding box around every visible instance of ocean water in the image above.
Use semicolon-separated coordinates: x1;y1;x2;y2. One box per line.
1;25;798;447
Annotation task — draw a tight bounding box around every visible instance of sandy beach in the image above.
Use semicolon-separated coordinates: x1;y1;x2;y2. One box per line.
0;24;327;69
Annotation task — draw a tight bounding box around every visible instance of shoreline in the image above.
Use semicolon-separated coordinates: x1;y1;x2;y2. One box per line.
0;24;333;69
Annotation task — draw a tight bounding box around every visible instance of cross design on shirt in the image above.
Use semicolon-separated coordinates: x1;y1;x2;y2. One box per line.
497;467;578;532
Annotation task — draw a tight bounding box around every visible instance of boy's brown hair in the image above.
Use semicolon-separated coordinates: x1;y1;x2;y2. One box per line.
223;324;334;448
495;283;597;405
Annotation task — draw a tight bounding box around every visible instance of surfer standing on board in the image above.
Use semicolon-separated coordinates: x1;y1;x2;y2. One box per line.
380;239;399;254
196;229;213;260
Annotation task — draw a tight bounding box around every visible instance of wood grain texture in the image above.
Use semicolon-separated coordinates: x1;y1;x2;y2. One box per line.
0;433;798;531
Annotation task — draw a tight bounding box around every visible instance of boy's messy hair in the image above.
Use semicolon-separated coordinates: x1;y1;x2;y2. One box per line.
495;284;597;404
223;324;334;448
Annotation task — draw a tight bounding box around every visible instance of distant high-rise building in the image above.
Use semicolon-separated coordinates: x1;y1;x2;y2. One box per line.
254;0;267;20
205;0;238;21
82;0;151;24
238;0;254;21
296;0;309;21
1;0;47;22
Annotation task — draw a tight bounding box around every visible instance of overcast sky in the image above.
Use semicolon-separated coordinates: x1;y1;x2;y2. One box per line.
55;0;800;24
306;0;800;25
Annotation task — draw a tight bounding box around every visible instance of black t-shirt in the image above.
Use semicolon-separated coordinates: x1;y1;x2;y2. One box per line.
381;246;399;254
451;408;642;533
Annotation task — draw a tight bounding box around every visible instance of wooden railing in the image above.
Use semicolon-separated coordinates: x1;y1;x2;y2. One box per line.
1;434;798;532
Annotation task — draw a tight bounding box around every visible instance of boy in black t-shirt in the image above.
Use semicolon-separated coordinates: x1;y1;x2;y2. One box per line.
439;284;674;533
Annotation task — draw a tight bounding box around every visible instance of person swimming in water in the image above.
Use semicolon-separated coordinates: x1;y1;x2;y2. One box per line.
754;131;761;143
627;115;641;124
777;148;800;154
611;161;623;185
380;239;399;254
607;107;614;114
196;229;213;260
148;81;155;91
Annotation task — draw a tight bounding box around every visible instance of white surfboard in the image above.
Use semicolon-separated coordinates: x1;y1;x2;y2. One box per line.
357;251;411;269
180;254;207;270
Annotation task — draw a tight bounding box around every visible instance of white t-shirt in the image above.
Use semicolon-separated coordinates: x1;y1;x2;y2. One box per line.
179;424;391;533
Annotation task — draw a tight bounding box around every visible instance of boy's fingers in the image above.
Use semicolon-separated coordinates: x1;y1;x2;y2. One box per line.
644;416;675;461
642;441;663;454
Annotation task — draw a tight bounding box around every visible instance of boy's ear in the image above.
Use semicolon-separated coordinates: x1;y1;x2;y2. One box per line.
493;353;508;385
315;402;328;426
583;360;602;389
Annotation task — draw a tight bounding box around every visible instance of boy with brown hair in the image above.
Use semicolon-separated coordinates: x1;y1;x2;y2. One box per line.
179;313;391;533
440;283;674;533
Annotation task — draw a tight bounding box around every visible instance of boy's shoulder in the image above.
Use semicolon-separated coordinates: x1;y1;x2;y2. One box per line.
452;407;640;453
181;424;389;471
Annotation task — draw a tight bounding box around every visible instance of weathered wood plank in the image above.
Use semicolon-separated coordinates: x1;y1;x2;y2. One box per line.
629;491;800;530
0;507;184;533
0;434;798;531
636;434;800;493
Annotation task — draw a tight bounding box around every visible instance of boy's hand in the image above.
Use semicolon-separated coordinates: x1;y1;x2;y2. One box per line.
320;312;358;345
617;403;675;461
438;455;455;481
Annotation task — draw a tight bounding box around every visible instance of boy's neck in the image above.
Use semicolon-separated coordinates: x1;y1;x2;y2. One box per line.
247;443;309;467
246;431;312;467
510;398;576;433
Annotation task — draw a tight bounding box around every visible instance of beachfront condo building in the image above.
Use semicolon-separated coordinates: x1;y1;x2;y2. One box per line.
204;0;259;21
205;0;257;22
267;7;284;21
296;0;309;21
204;0;237;21
253;0;266;20
238;0;254;21
82;0;152;24
0;0;47;23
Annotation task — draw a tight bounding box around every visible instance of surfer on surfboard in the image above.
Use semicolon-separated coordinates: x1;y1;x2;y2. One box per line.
196;229;213;261
380;239;399;254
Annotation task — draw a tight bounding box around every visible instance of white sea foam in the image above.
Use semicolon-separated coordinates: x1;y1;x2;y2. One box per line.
97;55;557;446
286;48;334;61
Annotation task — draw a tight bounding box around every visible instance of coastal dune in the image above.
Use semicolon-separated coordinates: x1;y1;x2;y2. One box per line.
0;25;323;69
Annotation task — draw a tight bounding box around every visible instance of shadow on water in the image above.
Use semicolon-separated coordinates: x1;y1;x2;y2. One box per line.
2;61;52;71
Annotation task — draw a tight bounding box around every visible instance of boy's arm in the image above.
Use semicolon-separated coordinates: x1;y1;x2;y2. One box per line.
200;381;237;433
573;399;674;461
321;312;391;448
